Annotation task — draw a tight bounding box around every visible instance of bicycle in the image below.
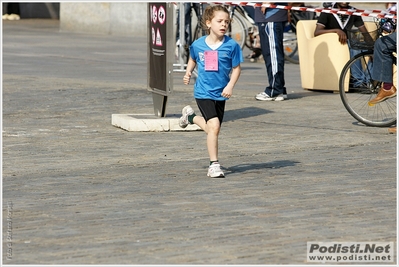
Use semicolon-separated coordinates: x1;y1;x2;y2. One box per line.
339;19;397;127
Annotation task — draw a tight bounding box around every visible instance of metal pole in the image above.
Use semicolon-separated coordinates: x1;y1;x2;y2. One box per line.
173;3;186;73
178;2;185;69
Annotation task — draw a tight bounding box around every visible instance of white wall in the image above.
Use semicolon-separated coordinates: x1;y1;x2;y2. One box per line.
60;2;148;36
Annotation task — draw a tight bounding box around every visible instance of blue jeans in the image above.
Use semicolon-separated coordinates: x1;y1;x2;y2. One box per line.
372;31;397;83
348;44;371;87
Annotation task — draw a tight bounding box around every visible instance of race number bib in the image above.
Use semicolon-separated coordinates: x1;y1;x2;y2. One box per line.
204;50;218;71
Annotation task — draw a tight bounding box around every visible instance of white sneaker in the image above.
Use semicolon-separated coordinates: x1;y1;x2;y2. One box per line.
7;14;20;20
274;94;285;101
256;92;286;101
178;105;194;128
255;92;274;101
2;14;9;20
207;163;225;178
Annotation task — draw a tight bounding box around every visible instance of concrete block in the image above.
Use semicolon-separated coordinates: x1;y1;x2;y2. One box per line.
112;114;202;132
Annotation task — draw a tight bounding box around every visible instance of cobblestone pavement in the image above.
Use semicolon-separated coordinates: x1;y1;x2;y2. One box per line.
2;20;396;265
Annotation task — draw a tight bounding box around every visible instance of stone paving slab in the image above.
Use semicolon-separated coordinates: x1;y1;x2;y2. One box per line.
2;19;397;265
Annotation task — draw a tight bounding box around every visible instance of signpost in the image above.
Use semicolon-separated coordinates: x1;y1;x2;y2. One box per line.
148;2;174;117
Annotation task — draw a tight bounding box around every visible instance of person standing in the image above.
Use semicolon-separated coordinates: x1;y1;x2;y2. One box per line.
254;2;288;101
179;5;243;178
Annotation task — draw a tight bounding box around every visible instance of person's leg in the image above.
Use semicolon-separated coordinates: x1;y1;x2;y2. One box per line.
188;100;225;178
266;21;286;96
188;114;219;161
348;45;365;87
179;103;224;177
194;100;225;162
257;22;272;91
372;32;396;83
175;4;181;42
7;3;20;14
369;32;397;105
258;22;286;97
195;117;220;162
184;3;192;46
255;22;275;100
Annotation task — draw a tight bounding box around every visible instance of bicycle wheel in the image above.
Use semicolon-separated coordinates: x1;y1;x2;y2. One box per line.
228;11;247;50
283;31;299;64
339;51;397;127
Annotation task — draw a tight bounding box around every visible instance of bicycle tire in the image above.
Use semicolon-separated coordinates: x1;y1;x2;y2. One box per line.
339;51;397;127
283;31;299;64
228;11;247;50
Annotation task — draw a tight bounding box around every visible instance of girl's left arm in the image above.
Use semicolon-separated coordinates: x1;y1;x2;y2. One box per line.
222;65;241;98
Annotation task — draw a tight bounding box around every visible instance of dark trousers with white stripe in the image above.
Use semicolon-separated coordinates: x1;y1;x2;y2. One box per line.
257;21;286;97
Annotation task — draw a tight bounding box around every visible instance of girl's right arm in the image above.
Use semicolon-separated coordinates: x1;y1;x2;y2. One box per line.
183;57;197;85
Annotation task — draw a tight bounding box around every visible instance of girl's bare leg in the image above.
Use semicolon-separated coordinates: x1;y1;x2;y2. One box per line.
193;116;220;162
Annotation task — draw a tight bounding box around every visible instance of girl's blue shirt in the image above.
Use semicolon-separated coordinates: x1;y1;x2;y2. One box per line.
189;35;243;101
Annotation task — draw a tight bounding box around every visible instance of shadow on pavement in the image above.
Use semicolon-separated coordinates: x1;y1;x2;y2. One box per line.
224;106;272;122
226;160;300;174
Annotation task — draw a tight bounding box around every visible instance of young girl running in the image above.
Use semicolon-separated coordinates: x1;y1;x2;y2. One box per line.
179;5;243;178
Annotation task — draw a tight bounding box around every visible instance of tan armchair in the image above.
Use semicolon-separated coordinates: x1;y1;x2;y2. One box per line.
297;20;349;92
296;20;378;92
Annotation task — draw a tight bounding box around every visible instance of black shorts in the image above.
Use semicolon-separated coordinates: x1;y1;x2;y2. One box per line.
196;99;226;124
